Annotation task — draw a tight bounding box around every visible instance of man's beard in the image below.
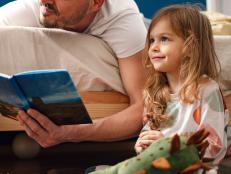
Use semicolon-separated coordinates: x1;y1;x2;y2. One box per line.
39;17;58;28
39;13;88;32
38;1;91;31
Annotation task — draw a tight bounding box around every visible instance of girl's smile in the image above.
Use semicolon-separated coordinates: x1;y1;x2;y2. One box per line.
151;55;166;60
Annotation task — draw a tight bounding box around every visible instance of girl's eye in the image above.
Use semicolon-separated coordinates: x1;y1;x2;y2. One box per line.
149;38;155;44
161;36;169;43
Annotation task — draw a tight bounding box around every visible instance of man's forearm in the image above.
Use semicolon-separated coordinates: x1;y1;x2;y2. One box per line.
63;100;144;142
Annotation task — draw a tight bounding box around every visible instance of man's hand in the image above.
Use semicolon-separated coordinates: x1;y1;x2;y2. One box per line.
17;109;67;148
16;50;146;146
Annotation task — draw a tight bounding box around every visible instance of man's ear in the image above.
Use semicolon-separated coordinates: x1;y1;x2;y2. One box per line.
90;0;105;12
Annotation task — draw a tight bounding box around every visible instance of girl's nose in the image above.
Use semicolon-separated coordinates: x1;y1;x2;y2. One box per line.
40;0;54;4
150;43;160;52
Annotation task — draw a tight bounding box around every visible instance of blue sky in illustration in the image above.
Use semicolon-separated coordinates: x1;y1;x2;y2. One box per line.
15;70;81;105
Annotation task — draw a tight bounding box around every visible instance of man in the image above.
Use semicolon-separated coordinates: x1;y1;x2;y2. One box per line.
0;0;147;147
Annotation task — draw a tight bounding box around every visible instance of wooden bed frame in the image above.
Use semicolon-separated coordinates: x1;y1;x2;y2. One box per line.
0;91;230;131
0;91;129;131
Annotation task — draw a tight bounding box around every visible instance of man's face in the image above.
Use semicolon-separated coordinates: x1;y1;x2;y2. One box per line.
39;0;91;31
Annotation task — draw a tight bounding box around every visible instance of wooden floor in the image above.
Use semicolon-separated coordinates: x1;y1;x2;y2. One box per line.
1;132;231;174
0;132;136;174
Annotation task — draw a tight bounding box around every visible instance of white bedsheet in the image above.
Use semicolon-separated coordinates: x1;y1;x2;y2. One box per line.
0;26;125;94
0;27;231;96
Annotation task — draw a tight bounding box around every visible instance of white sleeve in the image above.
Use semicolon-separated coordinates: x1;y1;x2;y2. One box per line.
0;0;41;26
200;82;229;163
101;13;147;58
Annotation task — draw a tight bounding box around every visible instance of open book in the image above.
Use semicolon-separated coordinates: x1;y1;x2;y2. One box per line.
0;69;92;125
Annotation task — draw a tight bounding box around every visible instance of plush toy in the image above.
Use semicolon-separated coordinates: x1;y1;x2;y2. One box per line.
91;129;212;174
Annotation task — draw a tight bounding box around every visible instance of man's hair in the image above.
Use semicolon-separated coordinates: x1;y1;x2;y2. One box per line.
142;4;221;130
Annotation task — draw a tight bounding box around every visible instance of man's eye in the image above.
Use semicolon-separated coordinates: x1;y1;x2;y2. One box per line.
161;37;169;43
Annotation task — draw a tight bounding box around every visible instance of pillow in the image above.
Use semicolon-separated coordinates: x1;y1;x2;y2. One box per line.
214;35;231;95
202;11;231;35
201;12;231;94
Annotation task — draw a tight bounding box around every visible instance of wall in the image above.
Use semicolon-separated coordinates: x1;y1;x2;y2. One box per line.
221;0;231;15
1;0;207;15
134;0;206;19
207;0;231;15
0;0;13;6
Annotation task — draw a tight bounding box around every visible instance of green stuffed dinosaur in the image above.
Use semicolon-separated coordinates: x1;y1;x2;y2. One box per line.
91;129;212;174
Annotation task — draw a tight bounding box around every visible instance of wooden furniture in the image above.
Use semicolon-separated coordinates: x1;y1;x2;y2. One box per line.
0;91;129;131
225;94;231;126
0;91;230;131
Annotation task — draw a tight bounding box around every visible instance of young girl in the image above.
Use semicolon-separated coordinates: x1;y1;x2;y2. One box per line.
135;5;229;165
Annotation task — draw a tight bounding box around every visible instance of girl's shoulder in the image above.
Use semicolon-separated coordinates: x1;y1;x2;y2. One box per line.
198;76;221;99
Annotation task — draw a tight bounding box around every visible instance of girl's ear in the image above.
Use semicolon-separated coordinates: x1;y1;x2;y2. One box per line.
90;0;105;12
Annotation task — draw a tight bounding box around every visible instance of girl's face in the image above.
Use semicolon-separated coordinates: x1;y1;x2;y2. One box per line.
148;18;184;75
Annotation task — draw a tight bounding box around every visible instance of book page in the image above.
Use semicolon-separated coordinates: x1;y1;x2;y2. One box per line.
14;70;92;125
0;26;124;93
0;76;27;120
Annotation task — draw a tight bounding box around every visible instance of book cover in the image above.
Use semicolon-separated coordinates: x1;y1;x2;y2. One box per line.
0;69;92;125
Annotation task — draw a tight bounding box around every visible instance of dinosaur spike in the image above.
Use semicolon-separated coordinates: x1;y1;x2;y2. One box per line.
197;141;209;158
187;129;205;145
187;129;208;145
199;149;206;159
180;161;203;174
152;157;171;170
135;169;147;174
169;134;181;155
194;131;210;145
196;140;209;151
